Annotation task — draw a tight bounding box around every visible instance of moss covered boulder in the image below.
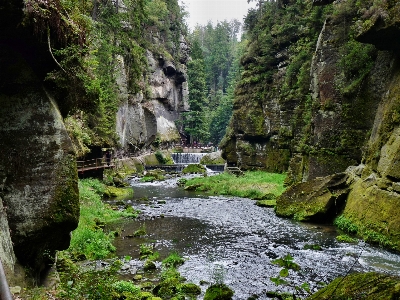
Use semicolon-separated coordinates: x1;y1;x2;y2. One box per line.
200;151;225;165
204;284;234;300
339;176;400;250
307;272;400;300
275;173;349;222
182;164;206;174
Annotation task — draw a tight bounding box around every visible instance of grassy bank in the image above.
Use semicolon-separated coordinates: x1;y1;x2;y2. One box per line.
66;178;137;260
184;171;287;200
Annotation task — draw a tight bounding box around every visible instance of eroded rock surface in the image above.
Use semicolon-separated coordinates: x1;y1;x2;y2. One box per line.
0;5;79;281
116;50;188;153
276;173;348;222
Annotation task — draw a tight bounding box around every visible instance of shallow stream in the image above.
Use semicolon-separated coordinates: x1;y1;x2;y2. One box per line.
109;175;400;299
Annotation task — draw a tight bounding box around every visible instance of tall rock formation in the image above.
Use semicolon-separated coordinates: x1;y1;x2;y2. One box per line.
113;0;189;156
238;0;400;250
0;0;79;283
116;48;189;153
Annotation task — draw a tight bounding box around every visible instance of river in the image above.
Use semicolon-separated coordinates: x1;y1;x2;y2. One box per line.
109;175;400;299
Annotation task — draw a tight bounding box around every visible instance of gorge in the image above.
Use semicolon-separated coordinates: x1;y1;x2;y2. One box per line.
1;0;400;297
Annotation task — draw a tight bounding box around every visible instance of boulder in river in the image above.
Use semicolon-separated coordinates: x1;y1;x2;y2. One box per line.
275;173;349;222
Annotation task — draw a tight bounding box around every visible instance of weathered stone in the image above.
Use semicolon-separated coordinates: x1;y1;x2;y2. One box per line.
0;46;79;278
276;173;349;222
200;151;225;165
342;178;400;250
355;3;400;50
116;50;188;153
377;127;400;180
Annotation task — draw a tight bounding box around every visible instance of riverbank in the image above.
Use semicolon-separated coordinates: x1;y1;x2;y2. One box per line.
18;179;203;300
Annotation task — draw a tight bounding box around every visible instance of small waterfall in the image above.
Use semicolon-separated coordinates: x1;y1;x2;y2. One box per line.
171;153;208;164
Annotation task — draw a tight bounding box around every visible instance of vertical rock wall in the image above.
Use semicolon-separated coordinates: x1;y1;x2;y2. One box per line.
116;48;189;154
0;12;79;282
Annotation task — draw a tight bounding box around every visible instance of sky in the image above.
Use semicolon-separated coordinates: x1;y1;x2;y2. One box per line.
179;0;257;31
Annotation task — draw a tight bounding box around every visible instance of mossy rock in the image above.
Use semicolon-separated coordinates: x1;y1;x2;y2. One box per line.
256;200;276;207
180;283;201;295
336;234;358;243
307;272;400;300
182;164;206;174
204;284;234;300
339;178;400;250
143;260;156;271
275;173;349;222
200;152;226;165
104;186;133;198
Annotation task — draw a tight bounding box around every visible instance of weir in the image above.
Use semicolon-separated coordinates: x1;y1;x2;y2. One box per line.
171;153;208;164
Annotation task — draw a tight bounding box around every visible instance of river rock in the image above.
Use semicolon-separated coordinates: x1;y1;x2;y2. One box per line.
275;173;349;222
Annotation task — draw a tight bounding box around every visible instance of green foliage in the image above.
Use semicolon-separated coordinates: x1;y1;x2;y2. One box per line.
112;280;141;294
334;215;394;248
139;243;154;257
303;244;323;250
184;171;286;199
334;215;358;234
337;38;376;95
66;179;137;260
162;252;185;268
336;234;358;243
182;20;244;145
134;224;147;237
272;254;300;271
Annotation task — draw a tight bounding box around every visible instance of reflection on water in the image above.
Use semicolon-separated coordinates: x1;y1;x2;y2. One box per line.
108;177;400;299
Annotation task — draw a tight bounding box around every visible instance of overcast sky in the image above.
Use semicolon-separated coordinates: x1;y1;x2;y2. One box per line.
180;0;257;31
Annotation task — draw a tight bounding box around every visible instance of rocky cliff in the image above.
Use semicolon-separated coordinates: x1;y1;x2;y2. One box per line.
221;0;400;249
0;0;80;284
233;0;400;250
116;48;189;154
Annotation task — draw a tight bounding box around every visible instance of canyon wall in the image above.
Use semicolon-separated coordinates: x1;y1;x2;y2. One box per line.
0;0;80;284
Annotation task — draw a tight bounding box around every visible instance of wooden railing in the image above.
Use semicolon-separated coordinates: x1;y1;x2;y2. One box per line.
77;158;112;170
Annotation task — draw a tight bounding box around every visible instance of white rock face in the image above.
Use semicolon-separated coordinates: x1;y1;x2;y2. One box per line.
116;50;189;153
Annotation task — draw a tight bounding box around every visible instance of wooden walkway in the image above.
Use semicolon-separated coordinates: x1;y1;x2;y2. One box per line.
77;158;115;172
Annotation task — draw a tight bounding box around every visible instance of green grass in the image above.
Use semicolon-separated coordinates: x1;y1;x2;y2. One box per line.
334;215;395;249
66;179;139;260
184;171;287;199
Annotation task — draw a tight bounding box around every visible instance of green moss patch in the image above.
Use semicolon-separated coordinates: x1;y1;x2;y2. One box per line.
339;179;400;251
204;284;234;300
104;186;133;198
307;272;400;300
275;173;349;222
182;164;206;174
256;199;276;207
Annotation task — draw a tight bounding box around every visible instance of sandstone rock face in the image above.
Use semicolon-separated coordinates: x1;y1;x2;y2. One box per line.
0;41;79;280
276;1;400;250
116;50;188;154
276;173;349;222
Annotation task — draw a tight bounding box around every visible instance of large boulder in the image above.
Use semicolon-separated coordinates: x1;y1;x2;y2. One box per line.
275;173;349;222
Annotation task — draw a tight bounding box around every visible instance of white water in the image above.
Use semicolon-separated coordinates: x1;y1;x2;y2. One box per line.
171;153;208;164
